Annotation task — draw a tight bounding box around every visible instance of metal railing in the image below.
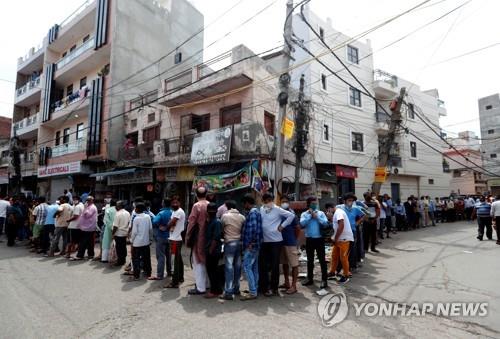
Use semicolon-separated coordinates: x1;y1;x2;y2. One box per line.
16;77;41;97
60;0;94;28
52;86;89;112
374;69;398;88
18;43;44;66
13;113;39;133
52;138;87;157
56;36;95;70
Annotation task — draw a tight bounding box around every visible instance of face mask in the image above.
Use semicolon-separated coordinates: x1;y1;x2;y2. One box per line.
104;198;111;204
345;201;354;208
281;203;289;210
310;203;318;210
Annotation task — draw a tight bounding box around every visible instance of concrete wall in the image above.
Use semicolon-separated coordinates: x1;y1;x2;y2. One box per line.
478;94;500;179
107;0;204;161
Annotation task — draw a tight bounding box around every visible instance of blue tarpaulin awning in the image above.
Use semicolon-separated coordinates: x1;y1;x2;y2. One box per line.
89;168;136;178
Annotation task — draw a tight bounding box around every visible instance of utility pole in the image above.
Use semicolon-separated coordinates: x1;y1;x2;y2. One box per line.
293;74;310;199
8;127;22;197
274;0;294;200
372;87;406;195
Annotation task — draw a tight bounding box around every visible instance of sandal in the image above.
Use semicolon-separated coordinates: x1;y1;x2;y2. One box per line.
147;276;162;281
285;288;297;295
164;282;179;288
278;284;290;290
122;271;134;276
69;257;83;261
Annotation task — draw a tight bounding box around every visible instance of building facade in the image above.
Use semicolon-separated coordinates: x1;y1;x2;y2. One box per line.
0;117;12;195
478;94;500;195
11;0;203;201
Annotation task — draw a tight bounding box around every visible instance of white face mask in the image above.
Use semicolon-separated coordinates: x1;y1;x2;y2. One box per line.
345;201;354;208
281;203;289;210
264;202;274;210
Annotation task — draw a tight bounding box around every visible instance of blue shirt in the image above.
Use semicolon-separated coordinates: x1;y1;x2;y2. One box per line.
338;204;364;234
152;208;172;239
45;204;59;225
300;209;329;238
429;201;436;212
281;209;298;246
476;202;491;217
242;207;263;250
395;204;406;216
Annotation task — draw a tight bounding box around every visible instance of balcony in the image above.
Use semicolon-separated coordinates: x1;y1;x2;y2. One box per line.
13;113;39;139
437;99;447;117
15;76;42;106
45;87;90;127
159;47;254;107
375;110;389;134
56;36;95;70
52;137;87;158
20;153;36;175
373;69;399;99
117;144;155;166
17;43;44;74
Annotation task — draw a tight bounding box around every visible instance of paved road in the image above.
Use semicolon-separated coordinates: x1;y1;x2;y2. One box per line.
0;221;498;338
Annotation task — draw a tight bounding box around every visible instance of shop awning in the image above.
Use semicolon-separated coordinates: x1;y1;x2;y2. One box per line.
89;168;136;178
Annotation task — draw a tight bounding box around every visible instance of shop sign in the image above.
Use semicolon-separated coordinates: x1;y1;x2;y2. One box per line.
336;165;358;179
374;167;388;183
107;169;153;186
38;162;81;178
281;118;295;139
190;127;232;165
192;166;251;193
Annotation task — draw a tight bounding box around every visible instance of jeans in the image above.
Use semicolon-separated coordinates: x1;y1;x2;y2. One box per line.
378;218;385;238
224;240;242;296
114;236;127;265
77;231;95;259
206;252;222;295
170;240;184;284
363;219;377;251
305;237;327;282
243;248;259;296
155;237;172;278
477;216;493;239
259;241;282;292
0;216;5;235
41;224;55;253
429;211;436;226
132;245;152;279
348;234;358;269
50;227;68;254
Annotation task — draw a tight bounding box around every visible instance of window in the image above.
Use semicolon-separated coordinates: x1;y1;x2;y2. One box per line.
264;111;275;136
63;128;70;144
143;125;160;144
76;123;84;139
147;112;155;123
323;124;330;142
349;87;362;107
321;74;327;91
351;132;364;152
488;129;494;134
62;51;67;58
408;103;415;119
191;114;210;132
220;104;241;127
319;27;325;40
55;131;61;146
130;97;142;110
80;77;87;89
130;119;137;128
410;141;417;158
174;51;182;64
70;45;76;53
491;153;497;159
485;105;493;110
453;170;462;178
66;84;73;96
347;45;359;64
83;35;90;43
428;179;434;185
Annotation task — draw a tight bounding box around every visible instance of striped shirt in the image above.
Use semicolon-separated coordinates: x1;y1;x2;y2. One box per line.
33;203;48;225
476;202;492;217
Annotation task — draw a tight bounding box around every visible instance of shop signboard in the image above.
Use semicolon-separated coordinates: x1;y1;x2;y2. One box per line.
107;169;153;186
192;166;251;193
38;161;81;178
190;127;232;165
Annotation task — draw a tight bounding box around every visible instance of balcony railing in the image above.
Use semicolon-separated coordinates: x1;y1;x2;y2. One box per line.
163;134;194;155
375;111;388;123
374;69;398;88
56;36;95;70
16;76;41;97
52;137;87;157
13;113;39;133
18;43;44;66
52;86;90;113
60;0;94;28
117;144;154;165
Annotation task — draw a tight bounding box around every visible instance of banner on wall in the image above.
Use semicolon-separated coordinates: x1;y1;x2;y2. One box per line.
192;165;251;193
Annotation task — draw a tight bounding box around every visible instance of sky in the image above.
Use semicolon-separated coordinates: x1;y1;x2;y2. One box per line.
1;0;499;137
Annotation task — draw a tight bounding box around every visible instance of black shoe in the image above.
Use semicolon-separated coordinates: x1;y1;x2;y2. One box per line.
338;276;350;284
188;289;205;295
371;248;380;253
319;281;328;289
219;293;234;301
301;279;314;286
477;236;483;241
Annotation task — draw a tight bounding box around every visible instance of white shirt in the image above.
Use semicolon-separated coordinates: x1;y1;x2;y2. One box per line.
380;202;387;219
465;198;475;208
491;200;500;217
332;208;354;242
113;209;131;237
169;208;185;241
68;202;84;229
131;213;152;247
260;205;295;243
0;199;9;218
55;203;72;228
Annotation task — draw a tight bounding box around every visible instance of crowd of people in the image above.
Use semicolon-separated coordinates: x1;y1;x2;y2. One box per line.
1;188;499;302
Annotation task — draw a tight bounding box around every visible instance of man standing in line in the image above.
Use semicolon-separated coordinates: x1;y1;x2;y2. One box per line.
490;195;500;245
112;201;130;266
279;196;300;295
474;196;493;241
447;198;456;222
64;189;73;205
185;187;209;295
165;196;186;288
101;200;116;263
39;200;59;254
363;192;380;253
31;197;47;251
149;198;173;280
427;196;436;226
330;204;354;284
384;194;394;237
220;200;245;301
48;196;72;257
300;196;330;289
66;196;84;258
130;203;153;281
465;195;475;221
0;193;10;237
240;194;263;301
72;196;98;260
204;203;223;298
260;193;295;296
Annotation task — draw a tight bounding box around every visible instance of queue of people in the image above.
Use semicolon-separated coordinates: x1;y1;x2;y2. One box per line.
2;188;499;303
